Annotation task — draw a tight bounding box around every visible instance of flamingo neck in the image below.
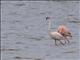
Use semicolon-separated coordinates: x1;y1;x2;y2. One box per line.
48;19;51;33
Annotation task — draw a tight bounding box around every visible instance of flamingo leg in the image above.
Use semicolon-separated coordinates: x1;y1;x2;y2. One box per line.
64;37;67;44
65;37;70;43
59;40;65;45
66;38;70;43
64;40;67;44
63;37;68;44
55;40;58;46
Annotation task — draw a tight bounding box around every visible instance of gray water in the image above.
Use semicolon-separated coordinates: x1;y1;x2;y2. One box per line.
1;1;80;60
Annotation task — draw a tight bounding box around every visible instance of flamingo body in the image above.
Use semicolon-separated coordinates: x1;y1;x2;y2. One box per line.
49;32;64;40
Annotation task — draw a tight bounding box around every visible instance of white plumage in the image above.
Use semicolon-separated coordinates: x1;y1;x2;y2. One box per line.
46;16;66;46
49;32;64;40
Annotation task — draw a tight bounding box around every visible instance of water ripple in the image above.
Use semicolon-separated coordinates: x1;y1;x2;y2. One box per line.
63;50;76;54
29;37;42;41
1;48;19;52
68;21;80;23
14;3;26;7
34;58;42;60
14;56;32;59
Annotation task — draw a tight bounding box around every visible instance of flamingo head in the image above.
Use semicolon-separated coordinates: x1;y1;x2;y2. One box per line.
46;16;51;20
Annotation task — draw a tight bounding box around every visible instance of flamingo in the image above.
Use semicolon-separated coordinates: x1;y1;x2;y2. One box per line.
46;16;66;46
58;25;72;43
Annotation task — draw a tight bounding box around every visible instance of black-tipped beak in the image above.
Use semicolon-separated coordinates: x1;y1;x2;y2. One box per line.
46;17;50;20
46;17;48;20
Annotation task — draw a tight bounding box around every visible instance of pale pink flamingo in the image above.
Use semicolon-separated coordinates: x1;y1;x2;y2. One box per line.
46;17;66;46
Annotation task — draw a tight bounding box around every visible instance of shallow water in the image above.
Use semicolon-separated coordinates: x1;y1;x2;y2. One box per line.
1;1;80;60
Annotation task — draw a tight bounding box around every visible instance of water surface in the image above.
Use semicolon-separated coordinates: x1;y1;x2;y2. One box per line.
1;1;80;60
